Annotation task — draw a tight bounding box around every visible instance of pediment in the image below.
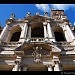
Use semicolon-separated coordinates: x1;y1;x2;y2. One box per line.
25;15;46;23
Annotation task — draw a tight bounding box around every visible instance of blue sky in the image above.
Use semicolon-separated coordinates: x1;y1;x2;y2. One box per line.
0;4;75;27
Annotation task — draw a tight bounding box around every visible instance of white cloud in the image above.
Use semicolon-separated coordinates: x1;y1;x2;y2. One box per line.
35;4;50;12
51;4;75;11
35;4;75;12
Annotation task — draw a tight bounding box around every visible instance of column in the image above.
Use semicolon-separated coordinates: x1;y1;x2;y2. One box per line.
66;24;75;45
25;24;28;38
54;61;61;71
19;20;28;43
20;22;28;38
64;30;70;42
26;25;31;42
62;22;75;45
0;24;9;40
47;65;53;71
63;22;75;42
27;25;31;38
12;64;19;71
66;24;75;40
18;67;21;71
23;67;27;71
47;20;55;42
43;22;48;40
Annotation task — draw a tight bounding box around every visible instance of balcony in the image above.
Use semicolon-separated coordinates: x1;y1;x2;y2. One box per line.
0;42;19;50
54;42;74;51
30;38;45;43
0;38;74;51
25;38;55;44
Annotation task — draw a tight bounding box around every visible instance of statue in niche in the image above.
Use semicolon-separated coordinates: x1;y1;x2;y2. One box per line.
32;46;41;63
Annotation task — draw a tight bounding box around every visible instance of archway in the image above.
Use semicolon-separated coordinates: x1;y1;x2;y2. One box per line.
31;27;44;38
31;21;44;38
52;26;66;42
10;32;21;42
7;25;21;42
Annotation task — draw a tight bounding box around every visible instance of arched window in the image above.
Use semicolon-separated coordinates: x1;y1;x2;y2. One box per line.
10;32;21;42
31;21;44;38
7;26;21;42
52;26;66;42
31;27;44;38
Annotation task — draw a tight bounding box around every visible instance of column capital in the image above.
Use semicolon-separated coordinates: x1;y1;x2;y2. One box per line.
24;20;28;23
53;55;60;63
43;22;47;25
46;20;50;23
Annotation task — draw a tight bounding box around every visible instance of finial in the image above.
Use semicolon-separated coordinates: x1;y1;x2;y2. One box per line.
36;12;40;15
26;12;31;17
44;12;48;16
10;13;15;19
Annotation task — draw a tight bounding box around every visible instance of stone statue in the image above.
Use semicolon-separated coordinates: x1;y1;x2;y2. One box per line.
10;13;15;19
32;47;41;63
26;12;31;17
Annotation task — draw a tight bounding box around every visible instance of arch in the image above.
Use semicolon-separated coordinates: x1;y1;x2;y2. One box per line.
31;21;44;38
31;27;44;38
10;32;21;42
31;21;43;29
52;26;66;42
17;43;61;55
7;25;21;42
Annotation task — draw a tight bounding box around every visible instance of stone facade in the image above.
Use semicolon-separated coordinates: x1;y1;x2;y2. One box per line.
0;10;75;71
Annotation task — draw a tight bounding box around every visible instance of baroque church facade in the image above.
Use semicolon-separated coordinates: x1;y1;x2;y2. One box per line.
0;10;75;71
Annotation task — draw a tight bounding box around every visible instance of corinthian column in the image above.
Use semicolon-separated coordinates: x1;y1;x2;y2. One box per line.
12;62;19;71
0;24;9;41
27;25;31;38
12;64;19;71
47;20;55;42
54;61;61;71
19;20;28;43
20;20;28;38
63;22;75;42
66;23;75;45
43;22;48;38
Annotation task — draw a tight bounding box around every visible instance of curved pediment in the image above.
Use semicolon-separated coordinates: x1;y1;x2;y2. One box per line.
25;15;46;23
15;43;61;56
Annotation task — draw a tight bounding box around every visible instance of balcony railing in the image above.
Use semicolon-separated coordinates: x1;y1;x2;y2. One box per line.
0;38;74;51
53;42;71;46
7;42;19;46
30;38;45;43
25;38;55;43
53;42;74;51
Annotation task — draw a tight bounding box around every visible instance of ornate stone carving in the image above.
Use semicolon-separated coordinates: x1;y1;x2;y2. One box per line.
32;46;41;63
